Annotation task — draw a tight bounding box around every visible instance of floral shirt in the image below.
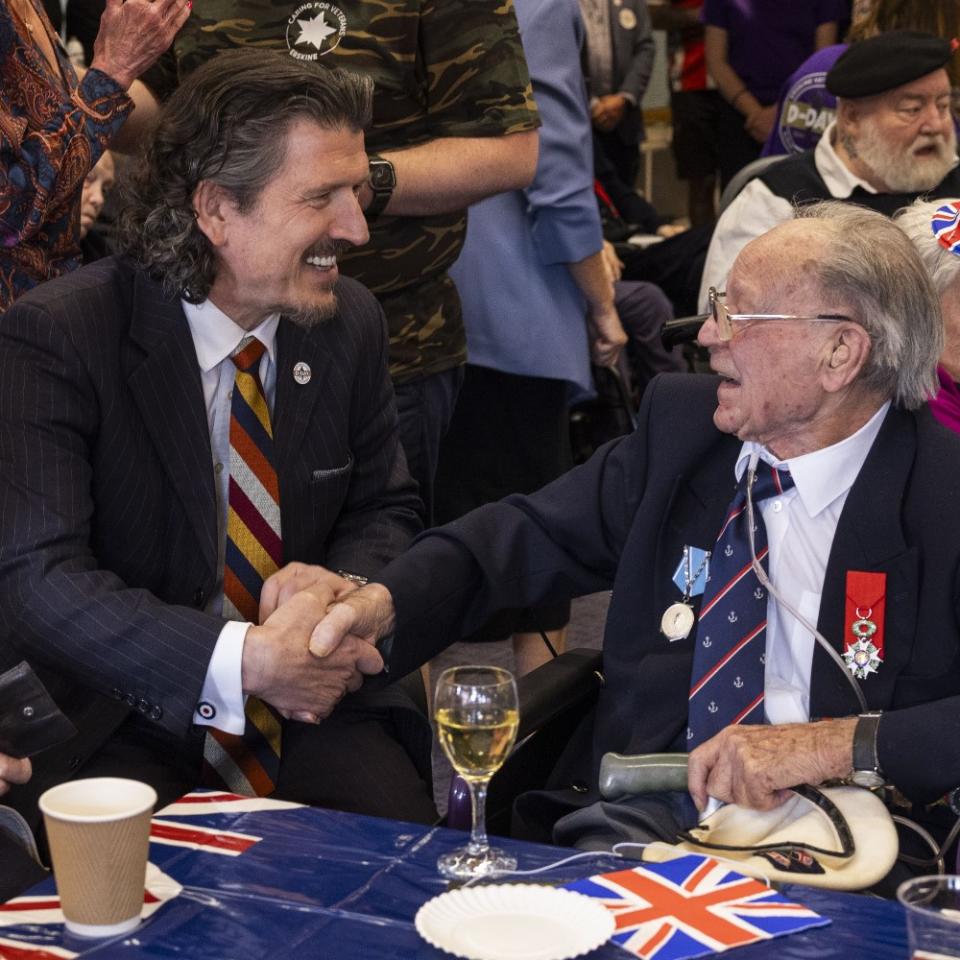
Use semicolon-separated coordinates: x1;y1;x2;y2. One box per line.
0;2;130;311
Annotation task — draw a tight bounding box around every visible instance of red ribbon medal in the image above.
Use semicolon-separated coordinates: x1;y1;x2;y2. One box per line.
843;571;886;679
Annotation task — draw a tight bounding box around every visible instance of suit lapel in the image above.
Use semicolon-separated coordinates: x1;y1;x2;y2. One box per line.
653;439;741;622
811;406;920;718
124;273;218;577
273;318;336;484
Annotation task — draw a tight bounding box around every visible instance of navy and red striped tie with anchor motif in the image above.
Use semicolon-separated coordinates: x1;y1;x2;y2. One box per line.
686;463;795;751
203;336;284;796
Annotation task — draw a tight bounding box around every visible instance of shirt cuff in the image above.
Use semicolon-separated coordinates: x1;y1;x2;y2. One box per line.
194;621;248;734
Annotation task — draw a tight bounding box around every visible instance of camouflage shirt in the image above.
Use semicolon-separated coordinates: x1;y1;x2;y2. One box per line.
174;1;540;383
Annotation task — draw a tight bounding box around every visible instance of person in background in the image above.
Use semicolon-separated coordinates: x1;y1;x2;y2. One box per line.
650;1;725;226
699;32;960;307
0;0;188;310
167;1;541;529
440;0;628;677
702;0;845;181
580;0;656;187
763;0;960;157
896;198;960;434
78;149;115;262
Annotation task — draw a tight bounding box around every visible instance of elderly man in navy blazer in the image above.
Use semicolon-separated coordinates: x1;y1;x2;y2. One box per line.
318;202;960;866
0;49;434;840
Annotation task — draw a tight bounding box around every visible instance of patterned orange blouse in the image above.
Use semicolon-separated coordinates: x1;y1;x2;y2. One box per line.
0;1;131;310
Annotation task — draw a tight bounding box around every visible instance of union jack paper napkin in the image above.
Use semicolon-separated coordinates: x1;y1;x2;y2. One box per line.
563;854;829;960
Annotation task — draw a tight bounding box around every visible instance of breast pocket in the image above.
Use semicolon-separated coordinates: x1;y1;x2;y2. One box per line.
309;454;354;485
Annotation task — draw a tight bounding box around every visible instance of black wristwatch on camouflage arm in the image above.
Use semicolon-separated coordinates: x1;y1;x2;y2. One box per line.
365;155;396;220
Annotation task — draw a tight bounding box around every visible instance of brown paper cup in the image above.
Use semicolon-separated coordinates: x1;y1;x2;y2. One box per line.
39;778;157;938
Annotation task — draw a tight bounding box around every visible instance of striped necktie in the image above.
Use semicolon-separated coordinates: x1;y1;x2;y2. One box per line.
686;463;794;751
203;336;284;796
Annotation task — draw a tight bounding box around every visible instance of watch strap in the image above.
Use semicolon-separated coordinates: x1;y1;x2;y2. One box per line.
852;711;883;778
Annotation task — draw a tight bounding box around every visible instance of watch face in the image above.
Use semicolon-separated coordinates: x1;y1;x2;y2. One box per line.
369;161;395;190
851;770;885;789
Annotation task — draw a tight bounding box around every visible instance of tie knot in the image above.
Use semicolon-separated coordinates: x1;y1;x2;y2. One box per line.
746;462;794;502
232;336;266;373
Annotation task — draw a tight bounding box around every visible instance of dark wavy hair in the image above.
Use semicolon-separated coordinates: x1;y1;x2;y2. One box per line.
118;48;373;302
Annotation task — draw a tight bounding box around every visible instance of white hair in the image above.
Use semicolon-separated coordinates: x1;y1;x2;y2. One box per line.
794;201;943;409
894;198;960;296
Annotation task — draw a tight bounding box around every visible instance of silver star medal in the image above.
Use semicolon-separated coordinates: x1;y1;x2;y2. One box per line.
843;607;882;679
662;546;710;641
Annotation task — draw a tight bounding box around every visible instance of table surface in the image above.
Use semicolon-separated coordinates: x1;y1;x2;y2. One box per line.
0;791;909;960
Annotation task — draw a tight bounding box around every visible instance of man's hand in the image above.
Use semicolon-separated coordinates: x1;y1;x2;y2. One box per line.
587;303;628;368
308;583;397;659
0;754;31;796
687;718;857;812
744;104;776;144
259;562;360;623
601;240;624;282
241;585;384;724
90;0;191;90
592;94;628;132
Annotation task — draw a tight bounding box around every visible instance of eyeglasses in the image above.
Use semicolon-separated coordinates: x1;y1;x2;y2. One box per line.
706;287;852;342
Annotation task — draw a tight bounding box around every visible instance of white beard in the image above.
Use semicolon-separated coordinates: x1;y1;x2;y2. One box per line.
855;121;957;192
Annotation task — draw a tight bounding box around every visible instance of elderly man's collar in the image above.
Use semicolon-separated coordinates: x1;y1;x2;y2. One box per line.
735;401;891;519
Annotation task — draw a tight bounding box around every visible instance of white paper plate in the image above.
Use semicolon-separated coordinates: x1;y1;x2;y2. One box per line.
415;883;615;960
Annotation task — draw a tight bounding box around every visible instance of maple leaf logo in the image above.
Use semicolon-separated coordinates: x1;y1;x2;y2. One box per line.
296;13;337;50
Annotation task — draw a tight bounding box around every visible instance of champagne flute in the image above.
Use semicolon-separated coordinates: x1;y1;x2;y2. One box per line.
434;665;520;880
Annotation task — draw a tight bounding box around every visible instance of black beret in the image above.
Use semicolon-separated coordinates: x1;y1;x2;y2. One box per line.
826;31;953;98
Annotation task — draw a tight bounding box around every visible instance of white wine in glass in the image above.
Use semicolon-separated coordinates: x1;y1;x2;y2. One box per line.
435;665;519;880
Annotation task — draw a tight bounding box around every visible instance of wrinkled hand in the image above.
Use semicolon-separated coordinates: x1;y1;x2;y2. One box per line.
242;584;384;724
308;583;396;659
91;0;191;90
744;104;776;144
592;94;628;132
587;302;628;368
0;754;31;796
259;562;360;623
687;718;857;812
601;240;624;282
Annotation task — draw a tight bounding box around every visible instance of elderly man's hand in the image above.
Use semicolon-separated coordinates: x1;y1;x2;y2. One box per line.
259;562;360;623
91;0;191;90
0;754;31;796
687;718;857;812
242;583;384;724
308;583;397;659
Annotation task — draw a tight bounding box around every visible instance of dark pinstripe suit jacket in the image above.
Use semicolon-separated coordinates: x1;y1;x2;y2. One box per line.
0;257;422;817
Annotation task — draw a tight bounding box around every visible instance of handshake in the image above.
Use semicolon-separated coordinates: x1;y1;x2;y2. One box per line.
240;564;397;725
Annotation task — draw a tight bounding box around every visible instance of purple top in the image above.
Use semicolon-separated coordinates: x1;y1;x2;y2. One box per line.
929;366;960;436
762;44;846;156
701;0;848;104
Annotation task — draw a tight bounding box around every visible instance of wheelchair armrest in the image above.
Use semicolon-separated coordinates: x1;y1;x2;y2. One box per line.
598;752;689;799
516;648;604;742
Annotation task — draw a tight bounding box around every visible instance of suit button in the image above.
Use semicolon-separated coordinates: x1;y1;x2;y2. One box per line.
22;706;34;719
193;588;206;607
125;693;137;707
137;699;150;715
111;688;123;701
149;705;163;721
68;756;80;771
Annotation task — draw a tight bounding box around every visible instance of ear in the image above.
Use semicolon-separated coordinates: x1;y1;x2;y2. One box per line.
192;180;235;248
822;324;871;393
836;98;860;139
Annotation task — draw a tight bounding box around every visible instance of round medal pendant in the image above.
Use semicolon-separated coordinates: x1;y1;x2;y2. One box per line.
661;602;695;641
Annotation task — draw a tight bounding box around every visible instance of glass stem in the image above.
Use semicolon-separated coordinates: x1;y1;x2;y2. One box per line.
467;778;490;854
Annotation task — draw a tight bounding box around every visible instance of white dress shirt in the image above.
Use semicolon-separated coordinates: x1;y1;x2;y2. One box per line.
182;299;281;735
697;121;958;308
735;401;890;724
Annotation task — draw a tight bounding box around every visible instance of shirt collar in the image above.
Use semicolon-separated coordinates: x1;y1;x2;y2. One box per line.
181;299;280;373
818;120;960;199
735;401;891;517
